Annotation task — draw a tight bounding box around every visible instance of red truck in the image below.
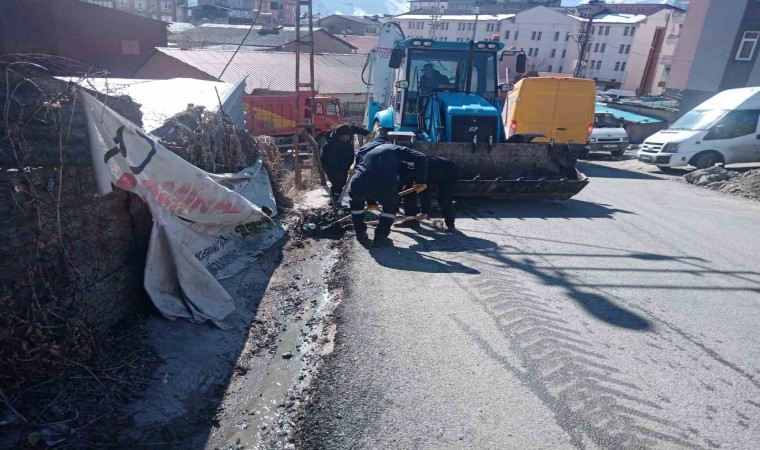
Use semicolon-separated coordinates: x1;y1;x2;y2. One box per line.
243;93;346;138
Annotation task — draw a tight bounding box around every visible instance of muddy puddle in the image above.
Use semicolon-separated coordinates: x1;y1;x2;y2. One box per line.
206;239;343;450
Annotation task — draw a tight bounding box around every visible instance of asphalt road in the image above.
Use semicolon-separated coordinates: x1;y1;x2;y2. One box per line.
302;162;760;450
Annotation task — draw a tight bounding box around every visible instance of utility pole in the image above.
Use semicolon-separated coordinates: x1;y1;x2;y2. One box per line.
472;6;480;41
429;0;442;40
574;14;593;78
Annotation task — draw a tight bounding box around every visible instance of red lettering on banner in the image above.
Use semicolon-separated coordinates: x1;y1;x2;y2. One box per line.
115;173;137;191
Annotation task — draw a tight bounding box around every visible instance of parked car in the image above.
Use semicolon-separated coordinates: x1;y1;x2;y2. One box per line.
637;86;760;170
243;93;346;139
503;76;595;155
587;112;629;157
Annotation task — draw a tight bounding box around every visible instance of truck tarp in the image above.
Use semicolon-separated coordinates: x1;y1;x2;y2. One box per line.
81;91;283;327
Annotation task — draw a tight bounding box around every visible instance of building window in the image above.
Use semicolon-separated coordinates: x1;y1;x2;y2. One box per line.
496;23;501;32
534;48;538;57
594;43;599;52
162;1;171;11
625;45;631;54
591;26;595;35
601;43;606;53
408;21;413;29
590;60;596;70
621;62;627;71
551;48;556;58
566;33;570;41
121;40;140;55
537;31;542;41
554;31;560;41
528;48;533;56
661;65;671;83
596;61;601;70
623;27;629;36
531;31;537;40
561;49;566;58
117;0;128;8
598;26;603;35
515;30;519;40
630;27;636;36
548;65;553;72
619;45;625;54
558;66;563;72
736;31;760;61
614;62;620;71
605;26;610;36
136;1;144;10
504;30;510;40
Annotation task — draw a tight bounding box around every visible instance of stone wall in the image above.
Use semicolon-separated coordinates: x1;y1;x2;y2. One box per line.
0;72;153;329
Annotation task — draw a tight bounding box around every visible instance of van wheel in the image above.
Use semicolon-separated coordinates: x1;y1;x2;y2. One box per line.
693;151;724;170
610;149;625;157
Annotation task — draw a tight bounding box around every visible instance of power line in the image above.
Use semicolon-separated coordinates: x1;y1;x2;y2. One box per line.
218;0;266;81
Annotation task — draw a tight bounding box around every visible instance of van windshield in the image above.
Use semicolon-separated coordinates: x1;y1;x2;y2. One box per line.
670;109;728;131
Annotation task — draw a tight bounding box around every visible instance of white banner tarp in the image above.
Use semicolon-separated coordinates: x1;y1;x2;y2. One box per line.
81;92;284;326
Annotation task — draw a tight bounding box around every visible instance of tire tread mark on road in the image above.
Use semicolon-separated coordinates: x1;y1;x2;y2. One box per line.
440;234;702;450
475;206;760;393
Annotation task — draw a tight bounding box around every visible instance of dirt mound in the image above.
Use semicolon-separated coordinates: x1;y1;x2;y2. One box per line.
684;166;760;200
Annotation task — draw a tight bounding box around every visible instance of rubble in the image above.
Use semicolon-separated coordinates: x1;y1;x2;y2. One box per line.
684;166;760;200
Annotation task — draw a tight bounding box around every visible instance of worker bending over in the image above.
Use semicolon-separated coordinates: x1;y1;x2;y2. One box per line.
400;156;459;231
320;124;370;204
348;134;427;247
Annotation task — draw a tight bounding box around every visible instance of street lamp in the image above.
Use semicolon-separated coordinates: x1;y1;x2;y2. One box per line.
472;6;480;41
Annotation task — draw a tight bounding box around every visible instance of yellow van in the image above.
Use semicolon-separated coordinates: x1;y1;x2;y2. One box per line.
503;77;596;155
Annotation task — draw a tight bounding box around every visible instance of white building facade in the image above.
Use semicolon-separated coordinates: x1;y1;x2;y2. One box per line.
577;14;643;88
392;5;682;92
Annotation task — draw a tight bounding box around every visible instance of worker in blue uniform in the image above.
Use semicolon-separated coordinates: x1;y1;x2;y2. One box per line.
399;156;459;231
348;133;428;247
320;124;370;204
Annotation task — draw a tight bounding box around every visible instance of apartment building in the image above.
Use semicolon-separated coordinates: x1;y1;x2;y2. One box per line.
621;6;686;95
668;0;760;113
509;6;583;76
577;14;643;88
393;4;684;92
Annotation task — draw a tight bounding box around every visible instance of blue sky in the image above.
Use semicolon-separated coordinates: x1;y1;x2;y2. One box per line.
314;0;410;16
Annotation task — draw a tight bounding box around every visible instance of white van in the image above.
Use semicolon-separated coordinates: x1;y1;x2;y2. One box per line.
637;86;760;170
588;112;629;157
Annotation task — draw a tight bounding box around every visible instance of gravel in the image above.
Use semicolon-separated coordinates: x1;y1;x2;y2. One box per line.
684;166;760;200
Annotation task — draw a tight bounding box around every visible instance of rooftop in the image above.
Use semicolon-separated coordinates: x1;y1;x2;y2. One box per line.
399;13;516;21
320;15;382;25
592;13;648;24
152;48;368;94
169;24;331;49
337;35;379;54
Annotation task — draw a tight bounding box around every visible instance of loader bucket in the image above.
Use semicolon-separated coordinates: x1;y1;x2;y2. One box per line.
411;142;589;200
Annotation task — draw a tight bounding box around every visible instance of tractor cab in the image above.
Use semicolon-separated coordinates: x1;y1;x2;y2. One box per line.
378;38;506;143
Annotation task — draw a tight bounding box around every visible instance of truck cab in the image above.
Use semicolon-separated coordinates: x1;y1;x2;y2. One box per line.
243;93;345;138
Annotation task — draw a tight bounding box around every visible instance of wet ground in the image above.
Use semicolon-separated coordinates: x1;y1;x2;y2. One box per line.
101;230;348;449
300;161;760;449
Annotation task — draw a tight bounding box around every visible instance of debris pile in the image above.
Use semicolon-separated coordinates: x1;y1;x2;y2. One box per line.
684;166;760;200
298;206;353;238
153;105;294;212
